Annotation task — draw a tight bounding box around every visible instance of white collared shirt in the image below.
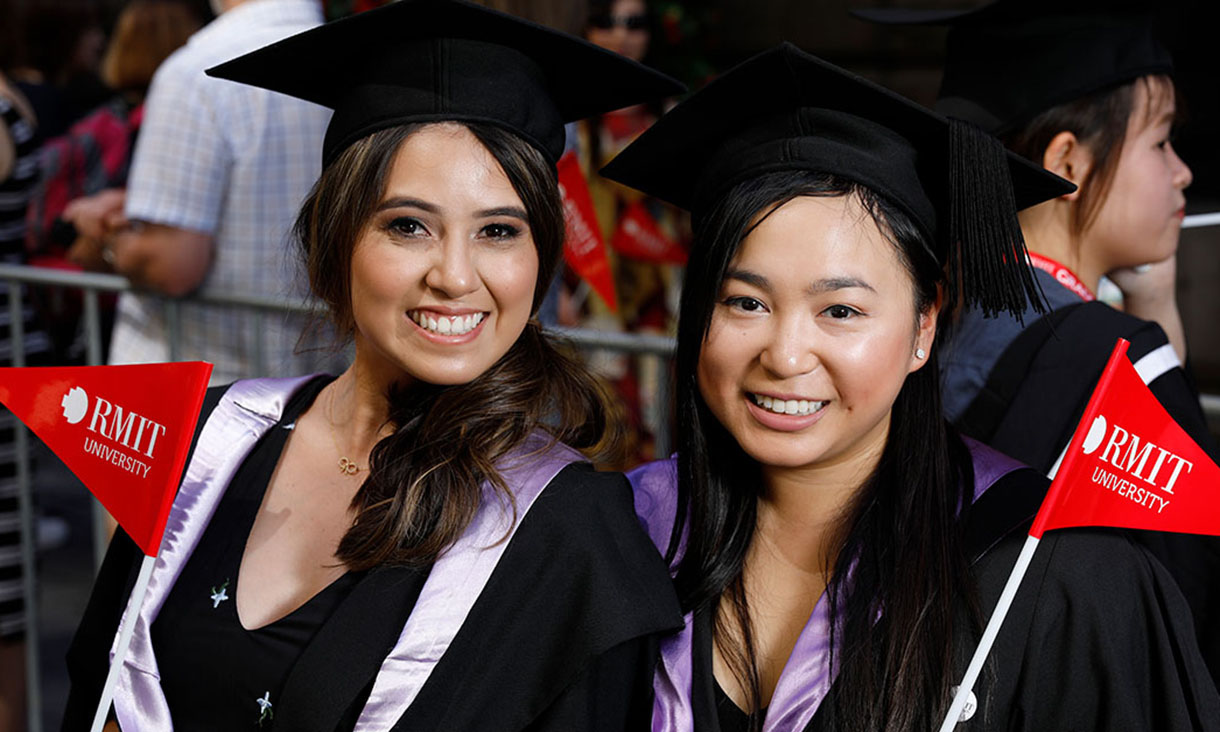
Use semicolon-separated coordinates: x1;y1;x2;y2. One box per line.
114;0;337;383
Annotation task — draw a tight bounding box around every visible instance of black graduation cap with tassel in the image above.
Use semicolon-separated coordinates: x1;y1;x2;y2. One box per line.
600;43;1074;321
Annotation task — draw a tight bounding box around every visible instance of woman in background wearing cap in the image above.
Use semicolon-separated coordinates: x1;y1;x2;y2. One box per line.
60;2;683;730
856;1;1220;685
605;43;1220;731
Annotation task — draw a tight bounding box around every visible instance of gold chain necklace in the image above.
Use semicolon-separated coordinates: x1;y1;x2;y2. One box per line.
325;387;364;476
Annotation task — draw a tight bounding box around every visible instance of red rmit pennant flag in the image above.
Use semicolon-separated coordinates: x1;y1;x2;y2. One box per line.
942;338;1220;730
942;337;1220;732
557;151;618;312
1032;337;1220;538
610;200;688;265
0;362;212;555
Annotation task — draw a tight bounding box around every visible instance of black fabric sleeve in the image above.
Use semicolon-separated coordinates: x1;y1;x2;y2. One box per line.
959;306;1220;688
392;463;682;731
974;529;1220;731
524;636;660;732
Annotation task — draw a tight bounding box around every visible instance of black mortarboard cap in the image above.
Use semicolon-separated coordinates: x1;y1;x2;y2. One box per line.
205;0;684;168
600;43;1075;318
853;1;1173;135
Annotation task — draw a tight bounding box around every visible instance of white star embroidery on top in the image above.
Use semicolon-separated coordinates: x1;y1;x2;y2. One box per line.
210;579;230;608
257;691;273;725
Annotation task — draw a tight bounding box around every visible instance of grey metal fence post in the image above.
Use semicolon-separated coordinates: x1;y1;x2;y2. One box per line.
653;364;672;458
83;289;110;571
252;311;267;378
6;276;43;732
165;298;182;362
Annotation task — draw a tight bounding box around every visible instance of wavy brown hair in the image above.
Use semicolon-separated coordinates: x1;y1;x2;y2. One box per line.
294;122;622;570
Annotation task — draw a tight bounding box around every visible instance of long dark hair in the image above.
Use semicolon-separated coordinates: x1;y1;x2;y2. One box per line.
294;121;622;570
671;170;977;732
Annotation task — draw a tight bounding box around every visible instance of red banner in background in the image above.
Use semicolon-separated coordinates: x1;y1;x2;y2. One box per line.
0;362;212;555
611;200;688;265
557;151;618;313
1031;339;1220;539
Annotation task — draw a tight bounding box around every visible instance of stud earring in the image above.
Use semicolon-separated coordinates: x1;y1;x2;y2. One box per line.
916;348;927;360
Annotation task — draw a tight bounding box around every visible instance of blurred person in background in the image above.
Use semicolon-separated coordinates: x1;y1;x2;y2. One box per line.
27;0;204;362
478;0;587;34
858;0;1220;685
56;0;337;385
8;0;109;142
568;0;689;465
1;1;54;729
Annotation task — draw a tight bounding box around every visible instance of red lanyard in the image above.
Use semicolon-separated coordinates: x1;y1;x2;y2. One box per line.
1026;252;1095;302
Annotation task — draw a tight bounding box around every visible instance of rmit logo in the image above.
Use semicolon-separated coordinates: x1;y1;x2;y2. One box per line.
61;387;89;424
1082;415;1193;494
61;385;167;459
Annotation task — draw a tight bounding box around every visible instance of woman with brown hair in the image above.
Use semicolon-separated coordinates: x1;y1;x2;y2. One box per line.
100;0;203;99
62;1;683;730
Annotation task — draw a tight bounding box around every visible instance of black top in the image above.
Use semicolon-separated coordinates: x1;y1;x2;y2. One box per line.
151;376;368;731
713;682;751;732
684;466;1220;731
205;0;683;167
62;381;683;731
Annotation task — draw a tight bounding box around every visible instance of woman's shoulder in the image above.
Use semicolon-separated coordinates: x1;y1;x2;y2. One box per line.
625;457;679;552
975;525;1202;665
1020;528;1179;600
971;526;1220;730
1037;299;1172;362
498;459;683;631
530;460;661;549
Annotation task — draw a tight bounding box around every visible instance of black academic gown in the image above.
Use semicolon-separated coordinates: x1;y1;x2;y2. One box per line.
61;385;683;731
687;467;1220;731
956;301;1220;687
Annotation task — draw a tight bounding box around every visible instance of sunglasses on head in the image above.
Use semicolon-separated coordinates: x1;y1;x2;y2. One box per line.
589;13;649;31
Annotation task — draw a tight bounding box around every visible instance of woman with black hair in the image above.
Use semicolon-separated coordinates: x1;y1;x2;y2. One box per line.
603;43;1220;731
855;0;1220;684
61;1;684;730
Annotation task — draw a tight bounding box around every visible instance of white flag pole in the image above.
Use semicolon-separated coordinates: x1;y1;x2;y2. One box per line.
90;553;157;732
937;534;1041;732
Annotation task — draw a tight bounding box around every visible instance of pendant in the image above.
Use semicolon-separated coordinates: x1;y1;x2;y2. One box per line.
338;457;360;475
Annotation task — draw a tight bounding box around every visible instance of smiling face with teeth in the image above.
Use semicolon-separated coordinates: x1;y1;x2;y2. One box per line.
348;123;540;386
696;194;938;477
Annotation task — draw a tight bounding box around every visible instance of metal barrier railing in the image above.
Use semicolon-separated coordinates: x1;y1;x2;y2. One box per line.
2;207;1218;731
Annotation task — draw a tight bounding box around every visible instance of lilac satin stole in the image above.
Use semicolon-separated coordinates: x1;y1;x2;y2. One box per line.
109;377;582;732
111;375;317;732
632;439;1026;732
352;433;580;731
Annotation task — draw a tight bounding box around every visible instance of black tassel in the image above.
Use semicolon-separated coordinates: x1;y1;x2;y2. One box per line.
947;118;1047;320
